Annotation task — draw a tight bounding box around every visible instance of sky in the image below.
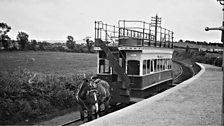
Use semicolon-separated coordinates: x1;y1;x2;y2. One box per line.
0;0;223;42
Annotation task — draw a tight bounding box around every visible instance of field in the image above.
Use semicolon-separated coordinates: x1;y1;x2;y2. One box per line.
0;51;182;79
0;51;97;75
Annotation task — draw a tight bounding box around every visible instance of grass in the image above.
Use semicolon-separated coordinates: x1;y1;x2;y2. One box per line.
0;51;97;75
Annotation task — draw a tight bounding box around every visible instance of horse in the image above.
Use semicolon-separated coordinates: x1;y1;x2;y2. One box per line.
75;76;111;121
89;77;111;116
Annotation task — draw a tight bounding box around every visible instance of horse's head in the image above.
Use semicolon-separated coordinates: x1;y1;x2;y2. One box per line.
77;77;98;101
77;78;99;112
87;87;99;112
86;77;99;104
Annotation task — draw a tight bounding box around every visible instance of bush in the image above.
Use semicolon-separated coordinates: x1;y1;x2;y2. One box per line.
0;69;93;125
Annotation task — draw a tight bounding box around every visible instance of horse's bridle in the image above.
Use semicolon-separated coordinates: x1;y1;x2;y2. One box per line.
76;79;99;111
76;80;89;110
87;88;99;112
87;89;98;101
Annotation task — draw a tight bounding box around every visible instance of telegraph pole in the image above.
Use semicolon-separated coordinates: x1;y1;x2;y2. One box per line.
205;0;224;125
151;14;161;47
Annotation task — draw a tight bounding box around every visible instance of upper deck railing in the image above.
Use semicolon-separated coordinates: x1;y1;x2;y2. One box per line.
94;18;174;48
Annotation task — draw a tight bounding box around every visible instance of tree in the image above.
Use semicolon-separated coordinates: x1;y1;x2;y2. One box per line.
17;32;29;50
0;23;11;50
185;45;189;53
66;35;76;50
178;39;183;43
1;35;11;50
84;36;93;53
29;40;37;50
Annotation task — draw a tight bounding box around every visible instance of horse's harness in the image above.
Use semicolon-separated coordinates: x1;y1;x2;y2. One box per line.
87;79;99;103
76;79;99;110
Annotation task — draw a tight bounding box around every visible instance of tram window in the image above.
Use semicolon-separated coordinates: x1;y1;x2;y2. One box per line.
167;59;170;69
151;60;154;72
158;59;161;71
143;60;147;75
99;59;110;74
154;59;157;72
99;59;104;73
165;59;168;69
147;60;150;74
159;59;162;71
163;59;165;70
170;60;172;69
104;59;110;73
161;59;164;71
99;51;107;58
127;60;140;75
168;59;172;69
168;59;170;69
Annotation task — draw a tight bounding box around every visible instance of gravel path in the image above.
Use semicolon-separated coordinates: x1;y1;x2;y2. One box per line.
84;63;222;126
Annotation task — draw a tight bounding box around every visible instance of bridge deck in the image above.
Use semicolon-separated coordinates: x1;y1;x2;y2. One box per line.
83;63;222;126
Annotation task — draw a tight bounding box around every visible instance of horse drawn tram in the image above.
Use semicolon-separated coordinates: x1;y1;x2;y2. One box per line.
94;15;174;105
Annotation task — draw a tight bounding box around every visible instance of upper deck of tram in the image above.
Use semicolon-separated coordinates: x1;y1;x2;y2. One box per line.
94;19;174;50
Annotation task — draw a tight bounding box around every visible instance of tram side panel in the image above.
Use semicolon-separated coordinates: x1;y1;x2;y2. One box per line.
129;70;173;89
125;51;173;98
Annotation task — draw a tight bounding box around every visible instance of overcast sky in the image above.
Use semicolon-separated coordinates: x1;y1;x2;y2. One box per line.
0;0;223;42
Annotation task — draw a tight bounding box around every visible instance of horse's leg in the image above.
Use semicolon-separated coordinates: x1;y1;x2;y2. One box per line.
87;110;93;121
79;106;85;121
94;103;99;119
104;98;110;115
98;103;102;117
92;91;99;119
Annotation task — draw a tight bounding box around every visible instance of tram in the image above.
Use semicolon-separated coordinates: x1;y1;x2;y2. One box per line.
94;15;174;104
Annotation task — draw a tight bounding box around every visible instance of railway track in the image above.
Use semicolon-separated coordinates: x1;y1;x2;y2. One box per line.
60;118;83;126
173;60;194;84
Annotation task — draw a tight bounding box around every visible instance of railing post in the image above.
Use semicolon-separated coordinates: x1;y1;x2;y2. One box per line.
172;32;174;48
105;24;107;42
142;22;145;46
164;29;167;47
123;28;125;38
149;24;151;47
114;25;115;38
94;21;97;39
160;26;162;47
99;22;102;39
154;16;157;47
168;30;171;48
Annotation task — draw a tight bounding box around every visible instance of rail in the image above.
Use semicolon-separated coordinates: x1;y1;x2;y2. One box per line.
95;20;174;48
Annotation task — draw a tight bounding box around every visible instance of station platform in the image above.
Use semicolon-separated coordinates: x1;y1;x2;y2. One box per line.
83;63;222;126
